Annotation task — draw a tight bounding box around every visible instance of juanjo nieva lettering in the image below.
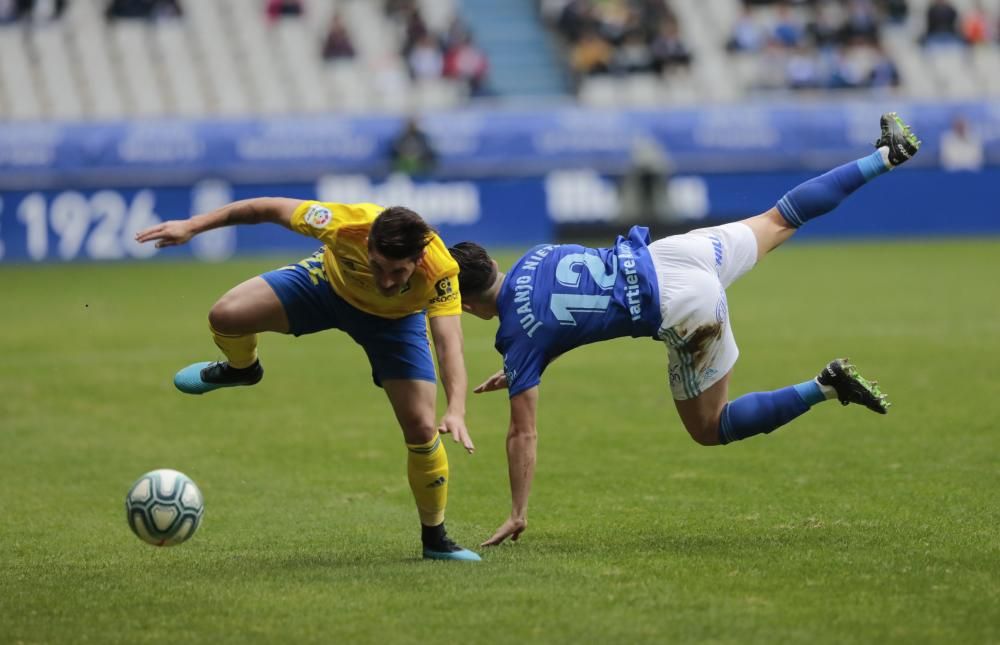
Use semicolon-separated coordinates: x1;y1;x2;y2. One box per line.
513;244;556;338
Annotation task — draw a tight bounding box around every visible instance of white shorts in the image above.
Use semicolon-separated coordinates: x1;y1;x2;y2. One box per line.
649;222;758;400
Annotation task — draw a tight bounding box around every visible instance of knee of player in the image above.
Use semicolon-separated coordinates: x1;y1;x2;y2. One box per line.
208;299;244;334
400;420;438;444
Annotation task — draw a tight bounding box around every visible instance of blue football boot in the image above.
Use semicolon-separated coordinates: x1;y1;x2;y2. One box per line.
174;360;263;395
422;524;481;562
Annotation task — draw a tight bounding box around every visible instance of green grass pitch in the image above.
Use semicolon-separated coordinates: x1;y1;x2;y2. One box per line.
2;239;998;644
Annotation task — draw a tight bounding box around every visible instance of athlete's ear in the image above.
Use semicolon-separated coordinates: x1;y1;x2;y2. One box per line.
415;248;427;265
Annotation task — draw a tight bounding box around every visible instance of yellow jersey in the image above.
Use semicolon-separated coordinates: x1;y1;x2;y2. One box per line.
289;201;461;319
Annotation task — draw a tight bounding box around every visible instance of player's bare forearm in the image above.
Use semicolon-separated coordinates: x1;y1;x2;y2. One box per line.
429;315;468;417
429;314;474;453
135;197;301;248
482;389;538;546
191;197;300;233
507;388;539;520
480;386;538;546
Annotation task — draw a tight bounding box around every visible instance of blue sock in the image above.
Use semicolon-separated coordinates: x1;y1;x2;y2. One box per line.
776;151;890;227
718;381;827;445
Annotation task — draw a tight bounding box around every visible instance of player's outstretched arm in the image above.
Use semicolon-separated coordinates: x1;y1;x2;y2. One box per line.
482;386;538;546
428;314;475;454
134;197;303;248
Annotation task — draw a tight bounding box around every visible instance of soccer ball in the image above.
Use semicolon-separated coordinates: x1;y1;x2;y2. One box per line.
125;469;204;546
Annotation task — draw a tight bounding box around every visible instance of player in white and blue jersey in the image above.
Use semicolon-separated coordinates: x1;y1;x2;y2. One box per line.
449;113;921;546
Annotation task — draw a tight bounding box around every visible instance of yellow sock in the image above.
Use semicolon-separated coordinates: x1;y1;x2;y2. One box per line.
406;435;448;527
210;324;258;369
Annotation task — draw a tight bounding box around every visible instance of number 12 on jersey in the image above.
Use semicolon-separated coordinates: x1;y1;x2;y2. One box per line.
549;252;618;326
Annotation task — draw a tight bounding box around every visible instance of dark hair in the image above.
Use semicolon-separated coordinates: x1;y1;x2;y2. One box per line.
448;241;497;298
369;206;433;260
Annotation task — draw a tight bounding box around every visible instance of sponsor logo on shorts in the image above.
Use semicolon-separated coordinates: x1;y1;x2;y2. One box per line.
304;205;332;229
716;289;728;324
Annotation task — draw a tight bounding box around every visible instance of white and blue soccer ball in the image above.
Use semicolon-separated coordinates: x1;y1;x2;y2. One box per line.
125;469;204;546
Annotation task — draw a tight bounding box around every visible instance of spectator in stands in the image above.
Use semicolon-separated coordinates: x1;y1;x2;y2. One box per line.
773;3;806;48
592;0;630;44
390;117;437;176
570;27;613;77
443;32;490;95
0;0;20;23
940;116;984;171
807;1;845;49
6;0;66;22
265;0;302;23
558;0;595;44
407;33;444;80
650;18;692;72
106;0;180;21
402;6;431;55
880;0;908;24
868;44;900;88
727;8;766;52
923;0;962;46
321;12;355;61
636;0;672;28
786;45;823;88
614;30;655;74
961;1;990;45
841;0;880;45
442;15;471;51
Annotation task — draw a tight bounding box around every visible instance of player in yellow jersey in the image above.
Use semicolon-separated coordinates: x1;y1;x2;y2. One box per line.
135;198;480;561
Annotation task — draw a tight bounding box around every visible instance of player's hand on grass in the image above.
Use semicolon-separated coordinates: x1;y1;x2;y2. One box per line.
481;516;527;546
473;369;507;394
135;220;196;248
438;412;475;454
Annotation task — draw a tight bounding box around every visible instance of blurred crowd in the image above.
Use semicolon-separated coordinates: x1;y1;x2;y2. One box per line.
0;0;490;95
382;0;490;95
540;0;1000;94
262;0;491;95
541;0;693;82
728;0;904;91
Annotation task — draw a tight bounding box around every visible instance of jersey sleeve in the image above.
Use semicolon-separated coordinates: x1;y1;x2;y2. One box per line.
422;235;462;318
425;272;461;318
501;338;547;398
289;201;382;246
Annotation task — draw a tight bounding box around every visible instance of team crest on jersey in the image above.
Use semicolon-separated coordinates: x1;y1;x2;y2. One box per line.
304;205;332;229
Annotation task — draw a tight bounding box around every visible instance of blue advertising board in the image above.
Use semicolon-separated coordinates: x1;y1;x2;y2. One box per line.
1;101;999;191
2;168;997;264
0;176;554;263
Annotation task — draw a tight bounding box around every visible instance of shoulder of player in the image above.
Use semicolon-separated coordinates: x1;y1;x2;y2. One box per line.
419;234;459;282
295;201;383;233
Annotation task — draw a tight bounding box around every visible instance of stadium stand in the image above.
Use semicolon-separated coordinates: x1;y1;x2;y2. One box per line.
0;0;487;119
543;0;1000;107
0;0;998;119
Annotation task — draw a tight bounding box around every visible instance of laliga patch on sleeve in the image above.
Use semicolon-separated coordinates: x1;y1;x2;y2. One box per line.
304;205;332;229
